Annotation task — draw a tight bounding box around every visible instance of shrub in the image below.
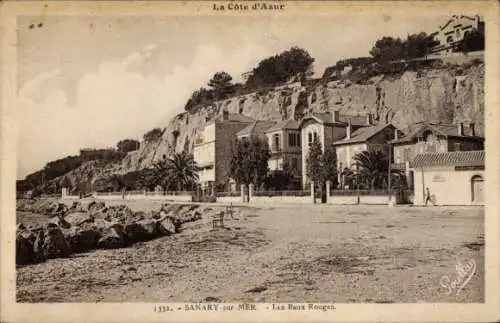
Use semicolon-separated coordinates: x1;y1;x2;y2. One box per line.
143;128;164;142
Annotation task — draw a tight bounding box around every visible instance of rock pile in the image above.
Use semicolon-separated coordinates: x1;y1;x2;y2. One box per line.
16;201;205;266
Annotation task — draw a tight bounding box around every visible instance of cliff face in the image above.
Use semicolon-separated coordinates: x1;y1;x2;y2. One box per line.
119;61;484;173
44;61;483;191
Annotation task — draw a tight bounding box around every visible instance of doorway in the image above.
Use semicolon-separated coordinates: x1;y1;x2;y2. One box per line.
471;175;484;204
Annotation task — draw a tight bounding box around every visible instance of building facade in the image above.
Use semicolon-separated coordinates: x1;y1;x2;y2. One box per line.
264;120;302;183
391;122;484;188
430;15;484;54
411;150;484;206
299;111;373;188
193;110;254;194
333;123;399;170
236;120;303;187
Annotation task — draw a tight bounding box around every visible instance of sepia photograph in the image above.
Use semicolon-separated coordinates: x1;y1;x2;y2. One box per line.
1;1;499;322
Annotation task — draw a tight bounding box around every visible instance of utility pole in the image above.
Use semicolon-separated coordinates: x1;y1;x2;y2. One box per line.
388;143;392;201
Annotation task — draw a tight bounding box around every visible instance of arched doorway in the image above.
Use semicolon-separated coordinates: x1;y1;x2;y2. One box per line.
471;175;484;203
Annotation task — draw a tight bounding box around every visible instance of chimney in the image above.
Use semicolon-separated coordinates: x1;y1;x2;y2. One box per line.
222;109;229;121
457;122;464;136
346;119;352;139
332;110;340;123
469;122;475;136
394;129;399;140
366;113;373;126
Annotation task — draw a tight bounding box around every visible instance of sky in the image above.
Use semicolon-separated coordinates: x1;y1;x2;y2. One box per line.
16;13;446;179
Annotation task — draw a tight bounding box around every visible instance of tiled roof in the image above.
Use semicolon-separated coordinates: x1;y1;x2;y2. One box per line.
338;114;370;126
411;150;485;168
391;123;484;144
237;120;276;137
301;112;370;126
217;113;255;123
265;120;300;133
332;124;393;145
309;112;334;124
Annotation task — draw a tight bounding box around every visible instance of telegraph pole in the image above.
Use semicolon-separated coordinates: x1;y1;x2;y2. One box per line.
388;143;392;201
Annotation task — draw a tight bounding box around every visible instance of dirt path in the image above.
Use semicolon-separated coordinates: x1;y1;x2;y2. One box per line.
17;205;484;303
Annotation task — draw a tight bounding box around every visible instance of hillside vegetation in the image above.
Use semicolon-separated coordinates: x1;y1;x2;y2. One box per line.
18;29;485;196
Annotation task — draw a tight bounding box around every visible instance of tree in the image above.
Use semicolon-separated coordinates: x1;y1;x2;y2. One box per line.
208;71;234;101
458;29;485;53
117;139;140;154
245;47;315;89
184;87;215;112
264;163;294;191
305;138;324;188
369;36;405;63
165;152;200;191
321;145;338;188
143;128;164;142
229;136;270;190
352;149;402;190
403;32;437;59
306;140;338;192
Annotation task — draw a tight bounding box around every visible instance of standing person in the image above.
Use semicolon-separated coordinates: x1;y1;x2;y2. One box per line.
425;187;432;206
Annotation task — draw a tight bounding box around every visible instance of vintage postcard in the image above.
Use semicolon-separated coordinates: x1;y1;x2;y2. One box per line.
1;1;499;322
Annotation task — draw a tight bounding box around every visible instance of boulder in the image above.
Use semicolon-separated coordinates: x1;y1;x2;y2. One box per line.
142;210;161;220
124;219;160;243
103;205;133;223
87;201;105;213
41;223;71;259
45;202;69;218
97;223;125;249
157;216;177;235
65;212;94;227
50;216;71;229
66;222;102;253
16;233;35;265
69;201;86;212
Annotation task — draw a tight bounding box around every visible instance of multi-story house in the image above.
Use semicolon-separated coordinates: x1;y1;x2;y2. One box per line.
390;122;484;188
429;15;484;55
236;120;302;187
332;123;400;170
193;110;254;194
264;120;302;186
299;111;372;188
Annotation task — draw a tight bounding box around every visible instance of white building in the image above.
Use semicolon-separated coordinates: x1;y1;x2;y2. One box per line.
411;150;484;206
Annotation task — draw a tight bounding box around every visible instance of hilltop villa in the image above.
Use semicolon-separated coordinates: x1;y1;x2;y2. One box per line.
429;15;484;55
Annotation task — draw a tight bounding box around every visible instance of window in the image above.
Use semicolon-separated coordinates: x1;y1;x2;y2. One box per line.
308;132;313;146
273;134;281;152
291;157;298;171
313;132;318;142
403;148;411;162
288;133;300;147
454;142;461;151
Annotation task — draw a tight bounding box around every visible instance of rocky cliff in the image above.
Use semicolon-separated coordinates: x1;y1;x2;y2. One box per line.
44;58;484;191
119;60;484;173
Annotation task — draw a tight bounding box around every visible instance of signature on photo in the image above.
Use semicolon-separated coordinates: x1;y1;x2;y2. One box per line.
440;259;477;296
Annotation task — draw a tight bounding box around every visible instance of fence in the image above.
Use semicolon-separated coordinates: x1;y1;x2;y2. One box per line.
253;190;310;197
92;190;192;202
330;189;389;196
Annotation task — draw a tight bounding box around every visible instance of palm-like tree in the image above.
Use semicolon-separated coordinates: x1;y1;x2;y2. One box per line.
352;149;402;190
165;152;200;191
